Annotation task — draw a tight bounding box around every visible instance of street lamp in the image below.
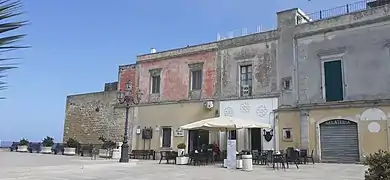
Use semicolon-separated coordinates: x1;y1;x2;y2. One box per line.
117;80;142;163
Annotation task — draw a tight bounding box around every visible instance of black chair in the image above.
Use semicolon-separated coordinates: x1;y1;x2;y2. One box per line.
251;150;260;164
306;150;315;164
159;151;177;164
286;149;299;169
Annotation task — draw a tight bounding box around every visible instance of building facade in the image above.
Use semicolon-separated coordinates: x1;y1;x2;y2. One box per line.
63;1;390;163
276;3;390;163
127;44;219;152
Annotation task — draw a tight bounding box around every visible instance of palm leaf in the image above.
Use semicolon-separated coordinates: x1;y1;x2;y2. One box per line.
0;0;27;94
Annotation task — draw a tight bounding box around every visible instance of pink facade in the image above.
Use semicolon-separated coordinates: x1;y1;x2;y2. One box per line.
118;64;137;97
138;51;217;102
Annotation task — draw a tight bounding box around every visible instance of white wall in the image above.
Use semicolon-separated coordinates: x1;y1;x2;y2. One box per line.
219;98;278;151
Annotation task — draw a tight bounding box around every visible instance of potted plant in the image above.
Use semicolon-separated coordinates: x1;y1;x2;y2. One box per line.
98;136;116;158
17;138;29;152
41;136;54;154
64;138;79;156
175;143;188;165
364;150;390;179
177;143;186;156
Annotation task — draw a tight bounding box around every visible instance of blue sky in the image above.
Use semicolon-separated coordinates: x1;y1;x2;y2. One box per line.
0;0;355;142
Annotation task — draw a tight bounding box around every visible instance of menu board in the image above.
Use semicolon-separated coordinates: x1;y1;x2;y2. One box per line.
227;140;237;169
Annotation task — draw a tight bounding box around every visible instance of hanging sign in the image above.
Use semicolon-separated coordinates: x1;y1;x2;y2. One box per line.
174;128;184;137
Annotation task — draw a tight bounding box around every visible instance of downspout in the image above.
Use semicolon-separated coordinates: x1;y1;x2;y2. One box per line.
293;37;300;104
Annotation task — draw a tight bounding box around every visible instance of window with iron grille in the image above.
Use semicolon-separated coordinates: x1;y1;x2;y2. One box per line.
191;70;202;90
151;75;160;94
240;65;252;96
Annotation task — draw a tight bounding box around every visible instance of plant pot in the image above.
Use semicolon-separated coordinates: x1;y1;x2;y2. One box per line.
176;156;189;165
17;145;28;152
99;149;112;158
41;146;52;154
177;149;185;156
112;149;120;159
63;147;76;155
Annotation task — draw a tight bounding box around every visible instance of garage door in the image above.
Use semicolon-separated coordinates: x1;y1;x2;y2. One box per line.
320;119;360;163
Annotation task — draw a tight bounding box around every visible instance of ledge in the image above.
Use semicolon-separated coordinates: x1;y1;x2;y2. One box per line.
276;99;390;112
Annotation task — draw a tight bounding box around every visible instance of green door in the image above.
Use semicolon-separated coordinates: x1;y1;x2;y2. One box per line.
324;60;343;101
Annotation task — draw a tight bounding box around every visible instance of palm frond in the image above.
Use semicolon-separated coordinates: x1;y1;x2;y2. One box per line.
0;0;27;95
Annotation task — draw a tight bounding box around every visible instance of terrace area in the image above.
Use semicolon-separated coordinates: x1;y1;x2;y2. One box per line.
0;151;366;180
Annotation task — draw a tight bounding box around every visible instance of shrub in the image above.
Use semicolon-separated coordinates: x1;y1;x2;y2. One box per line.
177;143;186;149
42;136;54;147
19;138;29;146
98;136;116;149
66;138;80;148
364;150;390;180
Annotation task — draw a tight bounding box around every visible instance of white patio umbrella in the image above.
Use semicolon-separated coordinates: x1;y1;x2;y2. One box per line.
181;116;271;130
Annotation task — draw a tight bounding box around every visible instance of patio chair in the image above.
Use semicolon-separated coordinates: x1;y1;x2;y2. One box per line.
307;150;315;164
286;148;299;169
251;150;260;165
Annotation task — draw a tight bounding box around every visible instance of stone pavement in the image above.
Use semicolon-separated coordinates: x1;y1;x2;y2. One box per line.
0;151;366;180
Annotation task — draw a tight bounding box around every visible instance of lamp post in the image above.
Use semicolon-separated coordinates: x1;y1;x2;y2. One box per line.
117;80;142;163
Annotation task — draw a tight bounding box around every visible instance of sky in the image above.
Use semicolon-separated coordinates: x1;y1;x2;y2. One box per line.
0;0;356;143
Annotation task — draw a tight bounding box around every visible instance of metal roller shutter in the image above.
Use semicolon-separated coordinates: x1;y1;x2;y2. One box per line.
320;120;360;163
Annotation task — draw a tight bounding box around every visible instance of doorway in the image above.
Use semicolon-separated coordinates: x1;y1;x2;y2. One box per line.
188;130;209;152
251;128;262;150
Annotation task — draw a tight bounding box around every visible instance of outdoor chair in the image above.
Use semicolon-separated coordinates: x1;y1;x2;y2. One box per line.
286;148;299;169
272;153;286;170
251;150;260;165
158;151;177;164
306;149;315;164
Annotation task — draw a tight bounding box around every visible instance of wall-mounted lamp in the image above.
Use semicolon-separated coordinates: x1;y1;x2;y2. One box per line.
136;126;141;135
155;125;160;131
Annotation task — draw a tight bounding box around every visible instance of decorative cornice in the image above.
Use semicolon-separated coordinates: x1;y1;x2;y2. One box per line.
149;68;162;76
317;46;346;58
188;62;204;70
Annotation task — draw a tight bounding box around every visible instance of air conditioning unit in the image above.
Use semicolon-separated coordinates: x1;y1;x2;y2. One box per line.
204;100;214;110
242;85;250;96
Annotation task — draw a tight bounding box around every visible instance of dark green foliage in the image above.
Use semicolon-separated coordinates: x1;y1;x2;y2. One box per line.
0;0;28;98
19;138;28;146
42;136;54;147
364;150;390;180
66;138;80;148
98;136;116;149
177;143;186;149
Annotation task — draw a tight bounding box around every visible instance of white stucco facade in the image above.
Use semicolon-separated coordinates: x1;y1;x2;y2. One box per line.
219;98;278;151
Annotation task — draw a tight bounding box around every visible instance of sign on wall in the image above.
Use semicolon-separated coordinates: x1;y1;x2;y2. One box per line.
174;128;184;137
324;119;352;125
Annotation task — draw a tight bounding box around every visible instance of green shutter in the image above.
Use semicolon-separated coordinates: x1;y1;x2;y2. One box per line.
324;60;343;101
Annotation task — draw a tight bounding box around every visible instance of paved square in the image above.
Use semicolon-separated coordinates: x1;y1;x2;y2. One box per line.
0;151;366;180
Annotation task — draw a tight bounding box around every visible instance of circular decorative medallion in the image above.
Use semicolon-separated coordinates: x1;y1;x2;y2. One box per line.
368;122;381;133
224;107;234;117
240;102;250;113
256;105;268;117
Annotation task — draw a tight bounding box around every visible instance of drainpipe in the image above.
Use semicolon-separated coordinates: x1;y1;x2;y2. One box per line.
293;37;300;104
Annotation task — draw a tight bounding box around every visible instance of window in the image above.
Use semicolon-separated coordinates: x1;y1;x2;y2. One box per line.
229;130;237;140
162;127;172;148
240;65;252;96
191;70;202;90
151;75;160;94
282;77;292;91
323;60;343;101
282;128;292;141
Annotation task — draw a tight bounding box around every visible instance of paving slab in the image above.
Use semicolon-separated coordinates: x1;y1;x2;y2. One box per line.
0;152;366;180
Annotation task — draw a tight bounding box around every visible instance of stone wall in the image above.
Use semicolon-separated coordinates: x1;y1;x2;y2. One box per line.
63;91;130;144
219;41;278;99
